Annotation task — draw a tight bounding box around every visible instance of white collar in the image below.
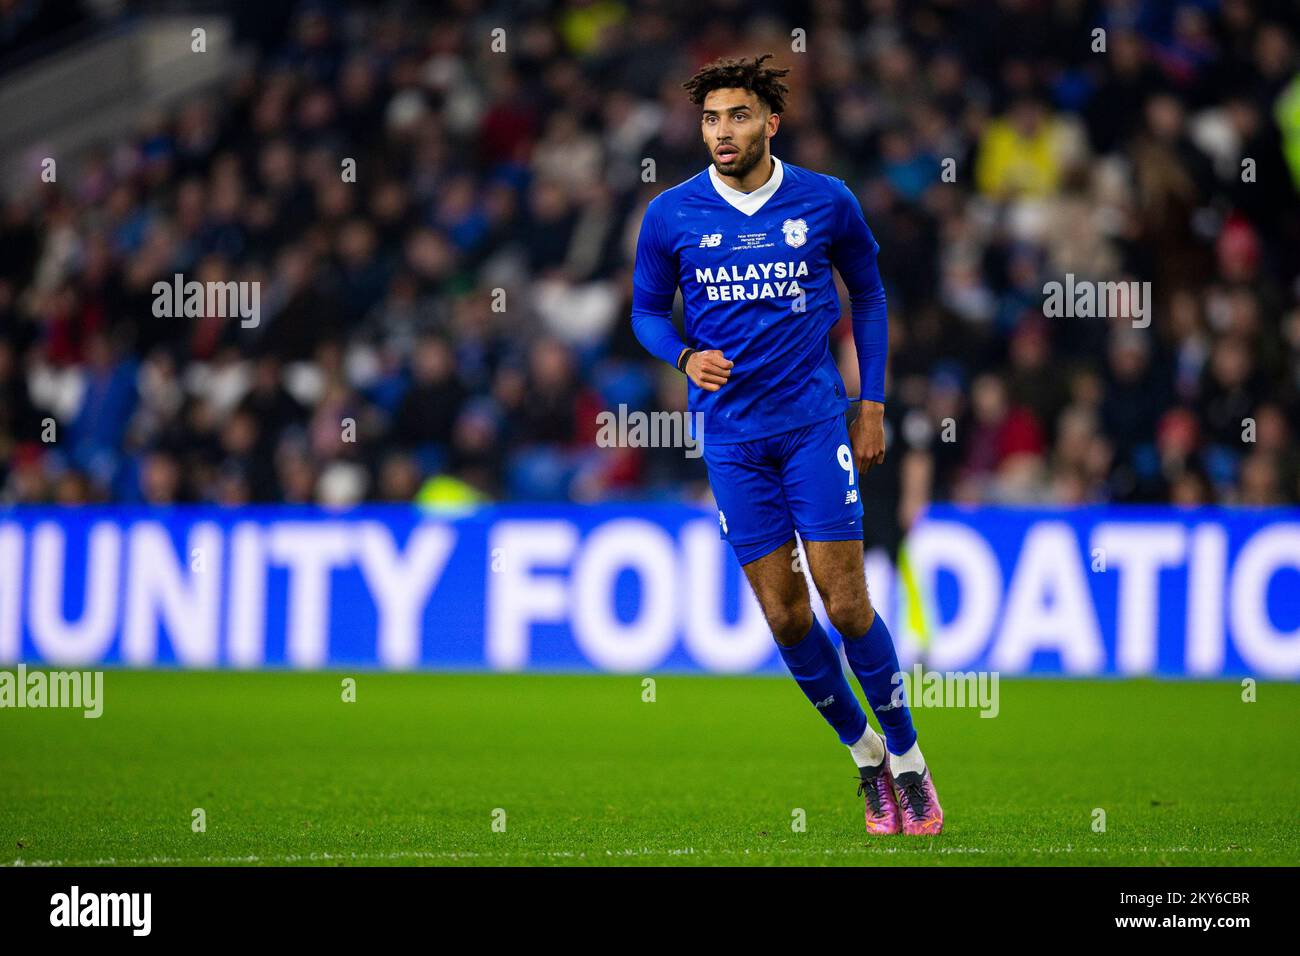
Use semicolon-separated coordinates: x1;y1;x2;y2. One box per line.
708;156;783;216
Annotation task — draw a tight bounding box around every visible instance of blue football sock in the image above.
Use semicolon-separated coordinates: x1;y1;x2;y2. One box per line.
777;618;868;745
842;612;917;755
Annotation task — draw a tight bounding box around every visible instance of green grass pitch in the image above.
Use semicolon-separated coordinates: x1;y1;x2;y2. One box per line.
1;670;1296;866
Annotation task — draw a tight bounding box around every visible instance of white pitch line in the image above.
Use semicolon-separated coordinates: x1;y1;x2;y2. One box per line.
3;844;1255;867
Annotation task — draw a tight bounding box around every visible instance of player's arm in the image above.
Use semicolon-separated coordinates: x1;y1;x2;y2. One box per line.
631;201;732;391
828;182;888;474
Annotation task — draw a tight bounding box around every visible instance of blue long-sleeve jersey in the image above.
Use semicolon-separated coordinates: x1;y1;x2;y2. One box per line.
631;157;887;444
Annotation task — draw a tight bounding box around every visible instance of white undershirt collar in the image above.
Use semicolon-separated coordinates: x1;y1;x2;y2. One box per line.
708;156;783;216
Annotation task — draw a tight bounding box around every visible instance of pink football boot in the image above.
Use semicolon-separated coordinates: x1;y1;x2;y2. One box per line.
893;767;944;835
856;757;903;835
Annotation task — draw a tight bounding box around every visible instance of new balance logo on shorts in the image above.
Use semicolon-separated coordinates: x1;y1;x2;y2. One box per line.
845;489;858;504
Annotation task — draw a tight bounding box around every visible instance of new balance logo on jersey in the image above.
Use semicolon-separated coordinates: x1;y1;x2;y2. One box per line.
845;489;858;504
814;694;835;710
718;510;728;534
699;233;722;247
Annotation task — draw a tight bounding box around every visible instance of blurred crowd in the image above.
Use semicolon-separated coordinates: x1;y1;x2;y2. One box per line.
1;0;1299;547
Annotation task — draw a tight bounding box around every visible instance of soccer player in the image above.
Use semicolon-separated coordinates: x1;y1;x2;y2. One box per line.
631;54;942;836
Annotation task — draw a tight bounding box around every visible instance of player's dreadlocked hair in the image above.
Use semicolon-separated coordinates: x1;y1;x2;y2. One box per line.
682;53;791;115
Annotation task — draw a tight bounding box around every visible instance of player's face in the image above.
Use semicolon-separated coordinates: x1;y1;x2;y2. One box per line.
700;88;775;178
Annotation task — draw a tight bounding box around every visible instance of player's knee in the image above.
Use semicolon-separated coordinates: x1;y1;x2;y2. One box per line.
825;595;873;638
767;605;813;647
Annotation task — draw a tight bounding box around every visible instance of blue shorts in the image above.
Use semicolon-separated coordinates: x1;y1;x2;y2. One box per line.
702;414;864;566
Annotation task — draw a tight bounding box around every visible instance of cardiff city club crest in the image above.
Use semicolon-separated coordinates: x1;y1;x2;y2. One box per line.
782;218;808;248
